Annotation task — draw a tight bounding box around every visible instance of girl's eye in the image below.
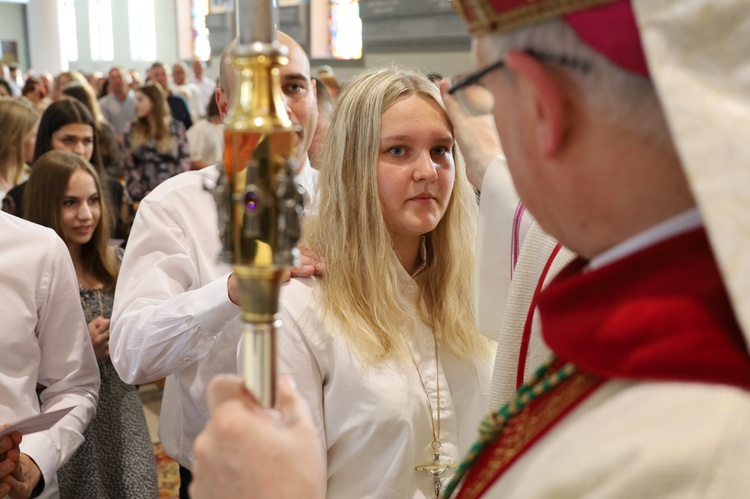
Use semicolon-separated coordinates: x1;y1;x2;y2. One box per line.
89;196;100;205
431;146;450;156
388;146;406;156
62;200;76;207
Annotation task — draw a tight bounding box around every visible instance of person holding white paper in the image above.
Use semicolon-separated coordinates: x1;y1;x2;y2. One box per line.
0;211;99;499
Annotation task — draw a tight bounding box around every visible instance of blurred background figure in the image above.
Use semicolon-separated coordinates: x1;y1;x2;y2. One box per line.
189;60;216;113
172;61;204;124
316;66;340;101
85;72;104;96
185;94;223;169
8;64;24;92
1;63;20;95
0;98;38;201
63;83;125;181
0;78;12;97
149;62;192;130
99;67;136;143
128;69;142;91
38;72;54;97
124;83;190;202
52;70;87;101
24;150;158;498
308;77;333;167
21;76;50;115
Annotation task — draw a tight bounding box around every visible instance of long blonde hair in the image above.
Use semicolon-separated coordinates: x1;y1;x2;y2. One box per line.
0;97;37;185
129;84;174;155
52;70;87;101
305;67;487;364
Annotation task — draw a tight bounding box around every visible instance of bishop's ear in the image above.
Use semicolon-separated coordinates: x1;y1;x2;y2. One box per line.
216;87;229;121
504;50;567;158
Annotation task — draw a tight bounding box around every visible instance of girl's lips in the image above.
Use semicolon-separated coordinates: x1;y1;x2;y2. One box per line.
409;193;436;202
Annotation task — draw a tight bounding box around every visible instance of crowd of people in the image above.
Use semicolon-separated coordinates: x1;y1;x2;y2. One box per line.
0;60;225;210
2;0;750;498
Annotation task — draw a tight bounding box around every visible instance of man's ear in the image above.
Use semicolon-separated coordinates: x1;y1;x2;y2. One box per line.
505;51;567;158
216;87;229;121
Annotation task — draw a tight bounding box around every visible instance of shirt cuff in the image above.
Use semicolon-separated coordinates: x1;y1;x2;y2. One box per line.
193;272;241;333
19;431;58;493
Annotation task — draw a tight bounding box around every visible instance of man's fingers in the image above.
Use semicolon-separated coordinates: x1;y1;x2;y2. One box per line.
4;473;23;497
206;374;259;412
276;375;306;426
0;436;11;455
289;265;315;279
0;458;15;480
440;78;458;106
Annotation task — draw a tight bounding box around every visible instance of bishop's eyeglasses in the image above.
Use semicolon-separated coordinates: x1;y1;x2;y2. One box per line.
448;49;593;116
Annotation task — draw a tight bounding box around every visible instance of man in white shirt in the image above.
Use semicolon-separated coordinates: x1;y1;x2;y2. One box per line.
98;67;136;141
189;60;216;113
0;212;99;499
110;31;318;499
172;61;206;123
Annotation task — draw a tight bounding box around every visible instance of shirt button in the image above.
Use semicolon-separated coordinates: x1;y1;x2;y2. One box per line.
440;399;448;409
406;285;416;293
424;337;434;348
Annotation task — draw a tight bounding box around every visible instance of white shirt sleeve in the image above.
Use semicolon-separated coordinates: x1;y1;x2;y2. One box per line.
475;154;532;341
21;232;100;488
110;192;240;385
276;302;326;448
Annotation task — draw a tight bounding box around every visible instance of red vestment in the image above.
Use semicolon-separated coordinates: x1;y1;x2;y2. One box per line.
458;227;750;498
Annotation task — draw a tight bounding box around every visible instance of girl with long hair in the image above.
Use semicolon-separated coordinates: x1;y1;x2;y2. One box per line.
24;150;158;498
270;67;495;498
62;82;124;181
124;83;190;202
2;99;131;239
0;97;37;200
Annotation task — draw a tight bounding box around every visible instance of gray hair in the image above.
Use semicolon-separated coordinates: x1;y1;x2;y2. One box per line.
480;19;670;146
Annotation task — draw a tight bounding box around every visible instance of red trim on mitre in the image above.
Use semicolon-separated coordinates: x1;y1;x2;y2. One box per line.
452;0;649;77
539;228;750;390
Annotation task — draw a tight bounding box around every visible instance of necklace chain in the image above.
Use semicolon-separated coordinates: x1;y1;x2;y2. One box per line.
408;332;441;447
80;288;104;319
408;331;457;498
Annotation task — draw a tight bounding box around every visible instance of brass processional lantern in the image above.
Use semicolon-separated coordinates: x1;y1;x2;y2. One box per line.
214;0;304;406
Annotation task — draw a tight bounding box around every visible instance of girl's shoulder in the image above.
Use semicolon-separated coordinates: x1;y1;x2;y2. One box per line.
108;244;125;267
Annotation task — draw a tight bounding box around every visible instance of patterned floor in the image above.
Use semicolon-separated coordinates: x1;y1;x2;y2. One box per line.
154;443;180;499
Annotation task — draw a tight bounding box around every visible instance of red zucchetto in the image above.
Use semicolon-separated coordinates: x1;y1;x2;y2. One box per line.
452;0;649;76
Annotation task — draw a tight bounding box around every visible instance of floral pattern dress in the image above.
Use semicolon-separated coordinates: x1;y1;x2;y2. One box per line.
58;248;158;498
123;120;190;202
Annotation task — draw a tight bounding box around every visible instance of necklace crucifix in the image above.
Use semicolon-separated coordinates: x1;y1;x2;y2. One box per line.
416;440;458;497
410;335;458;498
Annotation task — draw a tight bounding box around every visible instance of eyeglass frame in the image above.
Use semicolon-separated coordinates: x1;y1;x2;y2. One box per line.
448;49;593;97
